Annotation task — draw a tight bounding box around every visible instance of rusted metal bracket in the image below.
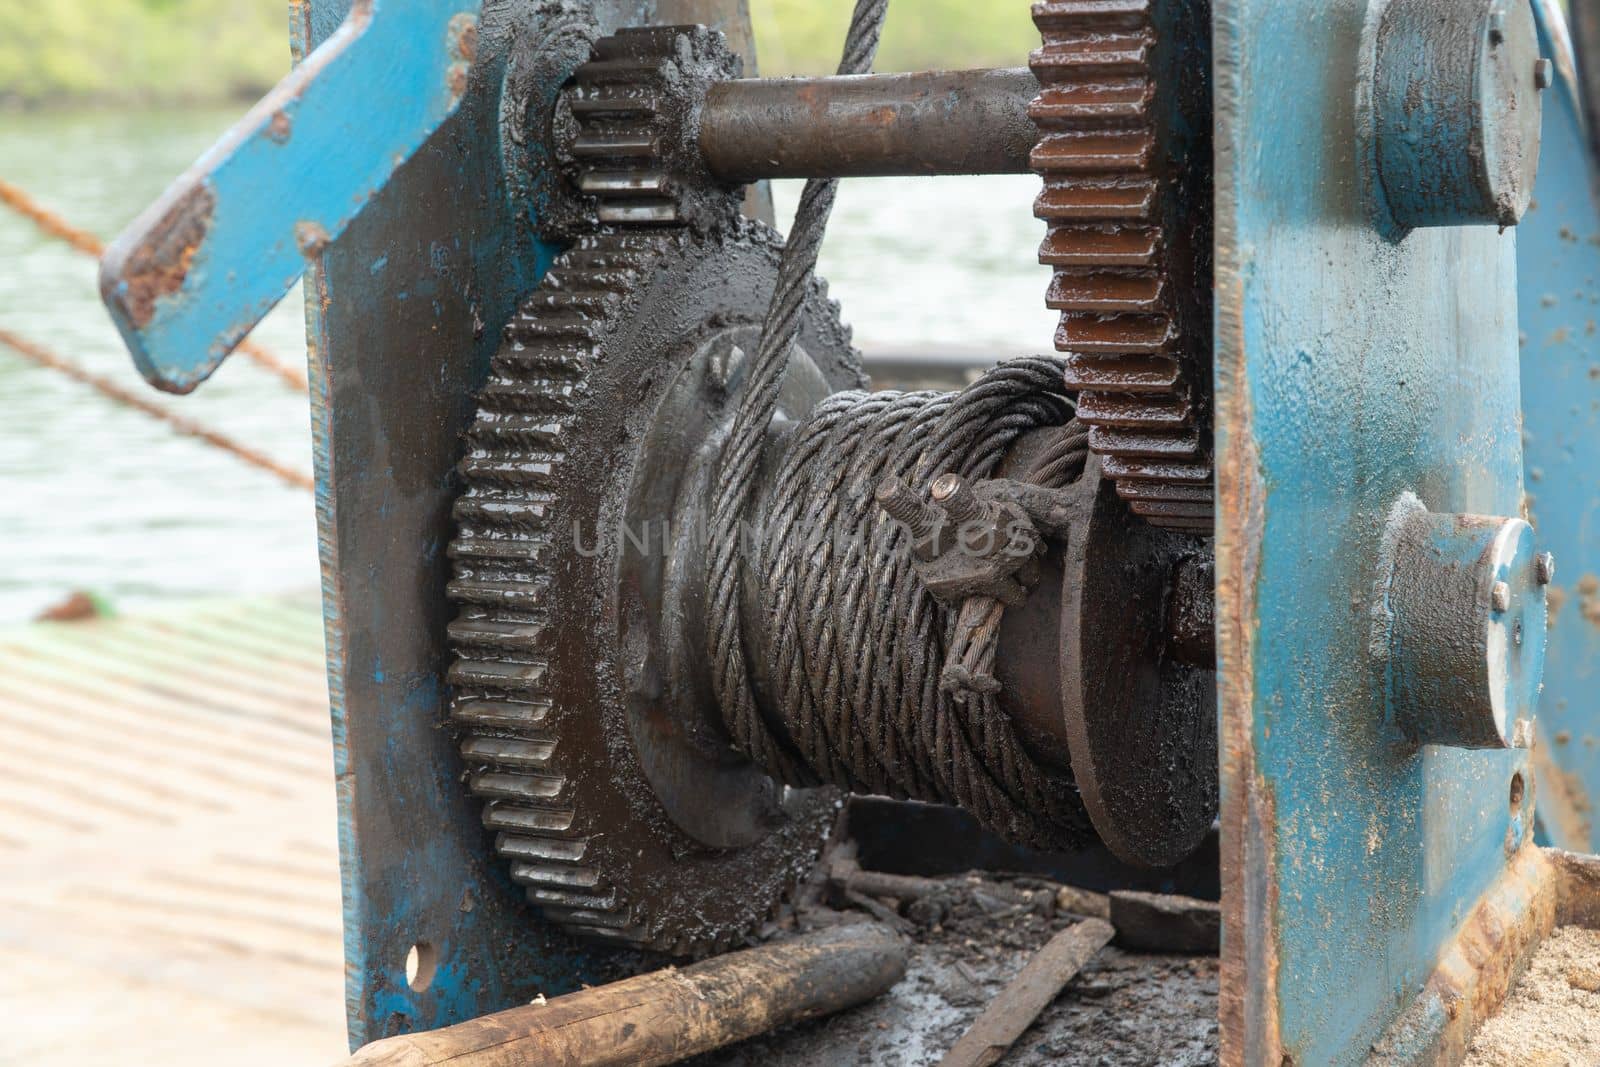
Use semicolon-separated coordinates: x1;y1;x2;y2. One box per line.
98;0;482;394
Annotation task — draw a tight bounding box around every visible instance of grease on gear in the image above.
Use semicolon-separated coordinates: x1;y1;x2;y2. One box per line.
1030;0;1215;531
446;224;861;953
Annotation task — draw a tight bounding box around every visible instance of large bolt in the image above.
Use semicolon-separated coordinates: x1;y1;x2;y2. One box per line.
1361;0;1546;233
930;473;986;527
875;477;946;561
1373;494;1548;749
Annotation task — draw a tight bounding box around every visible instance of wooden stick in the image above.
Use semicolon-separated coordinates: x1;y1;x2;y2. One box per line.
937;918;1114;1067
341;923;907;1067
1108;890;1221;954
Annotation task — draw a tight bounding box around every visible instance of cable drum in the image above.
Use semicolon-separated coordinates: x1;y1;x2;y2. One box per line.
715;357;1097;852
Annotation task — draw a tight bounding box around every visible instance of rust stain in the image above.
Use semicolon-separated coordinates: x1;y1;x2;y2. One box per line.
1547;582;1567;624
1213;247;1278;1062
1533;736;1593;851
267;109;292;144
1550;849;1600;927
117;184;215;329
1369;848;1558;1065
295;221;332;258
445;13;477;101
1578;573;1600;628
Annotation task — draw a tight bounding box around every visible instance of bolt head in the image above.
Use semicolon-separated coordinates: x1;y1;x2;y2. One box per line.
930;474;963;503
707;344;745;392
1492;580;1512;613
1536;552;1556;585
1535;58;1555;91
1512;717;1535;750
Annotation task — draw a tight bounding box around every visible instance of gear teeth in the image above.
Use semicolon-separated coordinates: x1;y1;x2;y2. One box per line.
512;861;602;890
497;833;587;863
455;699;552;729
451;492;557;528
457;452;562;487
447;233;700;951
527;886;620;911
1031;0;1213;527
473;771;568;803
539;905;639;931
484;800;574;834
1035;179;1157;221
464;738;558;770
569;33;684;225
447;616;547;652
448;537;552;565
445;577;551;609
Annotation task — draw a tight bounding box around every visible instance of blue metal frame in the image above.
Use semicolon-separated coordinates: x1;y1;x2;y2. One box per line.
1216;0;1540;1060
298;0;765;1048
101;0;482;394
1518;2;1600;855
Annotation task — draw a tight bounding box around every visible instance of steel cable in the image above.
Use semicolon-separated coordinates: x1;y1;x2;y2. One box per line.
705;0;892;786
704;0;1092;846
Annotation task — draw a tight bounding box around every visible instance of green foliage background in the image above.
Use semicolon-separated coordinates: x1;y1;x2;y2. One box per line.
0;0;1038;107
0;0;292;107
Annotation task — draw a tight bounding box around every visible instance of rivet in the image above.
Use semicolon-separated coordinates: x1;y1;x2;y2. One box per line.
1535;58;1555;91
1536;552;1556;585
1492;581;1512;613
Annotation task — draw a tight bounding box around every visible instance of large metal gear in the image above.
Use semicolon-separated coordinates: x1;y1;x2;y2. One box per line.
450;5;1218;952
1030;0;1214;532
446;221;862;953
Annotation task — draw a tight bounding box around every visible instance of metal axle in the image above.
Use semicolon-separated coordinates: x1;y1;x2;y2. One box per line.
698;68;1040;182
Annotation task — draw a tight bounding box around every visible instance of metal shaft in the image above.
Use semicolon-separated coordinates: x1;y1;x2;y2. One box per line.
699;68;1040;182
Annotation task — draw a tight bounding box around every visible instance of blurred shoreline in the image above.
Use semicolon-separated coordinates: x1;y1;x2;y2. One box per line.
0;0;1036;110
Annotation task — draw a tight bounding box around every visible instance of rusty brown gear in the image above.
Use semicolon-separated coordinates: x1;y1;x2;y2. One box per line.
1029;0;1214;532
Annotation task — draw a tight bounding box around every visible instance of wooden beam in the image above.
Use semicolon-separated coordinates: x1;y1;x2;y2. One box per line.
341;923;906;1067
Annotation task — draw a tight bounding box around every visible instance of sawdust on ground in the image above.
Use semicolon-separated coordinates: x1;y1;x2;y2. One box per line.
1464;926;1600;1067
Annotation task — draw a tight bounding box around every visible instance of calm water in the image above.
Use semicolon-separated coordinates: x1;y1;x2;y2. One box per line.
0;108;1053;623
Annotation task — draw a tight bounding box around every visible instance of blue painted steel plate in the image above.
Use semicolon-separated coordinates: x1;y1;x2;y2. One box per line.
1216;0;1536;1061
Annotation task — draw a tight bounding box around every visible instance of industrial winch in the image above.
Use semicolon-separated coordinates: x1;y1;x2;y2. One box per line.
436;6;1216;951
98;0;1600;1062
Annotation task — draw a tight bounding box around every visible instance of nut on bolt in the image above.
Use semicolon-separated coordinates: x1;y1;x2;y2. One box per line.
1361;0;1547;232
1372;493;1548;750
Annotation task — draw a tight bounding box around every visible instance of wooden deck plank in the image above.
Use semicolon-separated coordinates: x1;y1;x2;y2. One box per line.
0;595;348;1065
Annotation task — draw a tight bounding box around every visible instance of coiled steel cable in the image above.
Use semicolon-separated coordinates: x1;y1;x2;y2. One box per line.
704;1;1092;847
705;0;892;786
753;359;1094;849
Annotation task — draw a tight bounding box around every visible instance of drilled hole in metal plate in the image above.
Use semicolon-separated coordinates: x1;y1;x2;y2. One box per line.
405;942;437;993
1510;772;1526;816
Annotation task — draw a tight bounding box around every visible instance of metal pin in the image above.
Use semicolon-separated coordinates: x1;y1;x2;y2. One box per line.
1535;59;1555;91
930;473;984;526
1492;581;1512;613
1536;552;1556;585
875;477;943;543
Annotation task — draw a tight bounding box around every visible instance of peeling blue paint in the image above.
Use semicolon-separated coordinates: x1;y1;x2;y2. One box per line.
1217;0;1541;1060
99;0;483;395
